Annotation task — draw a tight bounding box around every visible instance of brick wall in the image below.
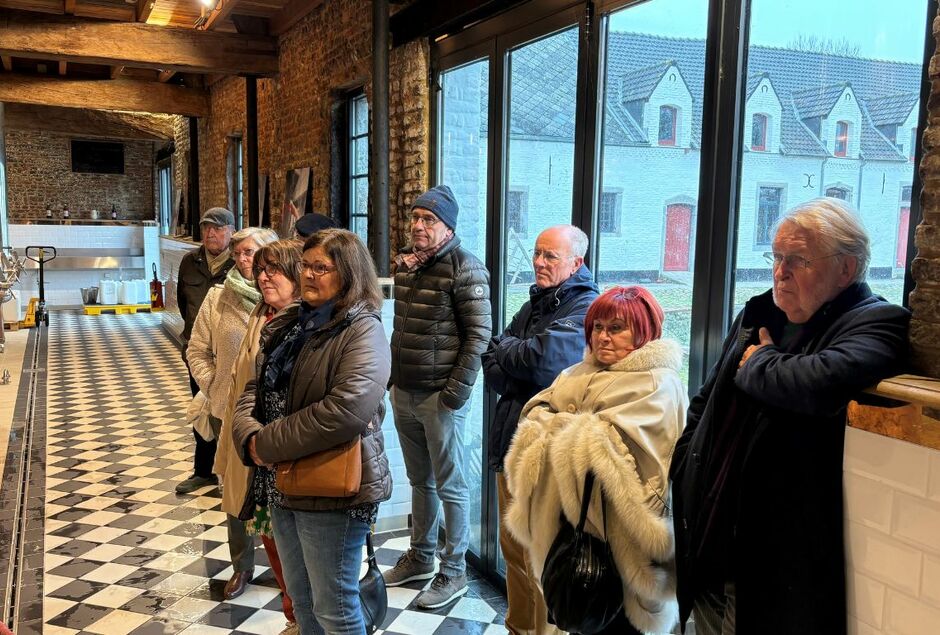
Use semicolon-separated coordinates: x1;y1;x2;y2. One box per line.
910;3;940;376
4;130;156;222
174;0;427;257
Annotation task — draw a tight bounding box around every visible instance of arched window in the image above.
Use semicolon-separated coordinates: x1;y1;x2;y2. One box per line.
658;105;677;146
751;113;768;151
825;186;851;201
835;121;850;157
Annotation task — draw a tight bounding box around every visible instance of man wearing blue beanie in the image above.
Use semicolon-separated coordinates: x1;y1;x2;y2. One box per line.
385;185;492;609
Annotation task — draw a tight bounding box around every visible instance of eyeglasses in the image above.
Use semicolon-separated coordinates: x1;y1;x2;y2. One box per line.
232;248;257;260
252;263;284;278
532;249;572;265
297;261;338;277
763;251;842;270
592;321;629;337
410;213;441;227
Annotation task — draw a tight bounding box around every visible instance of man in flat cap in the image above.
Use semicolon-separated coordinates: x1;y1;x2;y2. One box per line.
176;207;235;495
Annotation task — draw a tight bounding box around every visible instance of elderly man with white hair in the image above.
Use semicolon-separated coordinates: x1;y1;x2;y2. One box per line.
670;197;911;635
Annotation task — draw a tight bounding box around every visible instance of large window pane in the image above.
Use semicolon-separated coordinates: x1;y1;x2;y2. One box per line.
595;0;709;386
502;26;579;325
439;59;489;556
734;0;927;310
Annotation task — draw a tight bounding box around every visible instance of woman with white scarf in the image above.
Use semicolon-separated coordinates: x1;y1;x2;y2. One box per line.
185;228;290;606
505;286;688;634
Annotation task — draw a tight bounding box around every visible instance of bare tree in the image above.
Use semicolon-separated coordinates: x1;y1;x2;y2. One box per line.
787;34;861;57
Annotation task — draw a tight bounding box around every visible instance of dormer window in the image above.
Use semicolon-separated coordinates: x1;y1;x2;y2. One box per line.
658;106;677;146
835;121;849;157
751;114;768;151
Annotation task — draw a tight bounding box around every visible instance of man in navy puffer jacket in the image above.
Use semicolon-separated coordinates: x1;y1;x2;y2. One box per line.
483;224;599;635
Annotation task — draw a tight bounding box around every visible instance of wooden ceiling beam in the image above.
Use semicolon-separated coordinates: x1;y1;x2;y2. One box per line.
1;55;11;71
158;70;176;83
110;65;123;79
0;10;278;76
0;73;209;117
136;0;154;23
58;60;66;75
3;103;175;141
63;0;75;14
201;0;240;31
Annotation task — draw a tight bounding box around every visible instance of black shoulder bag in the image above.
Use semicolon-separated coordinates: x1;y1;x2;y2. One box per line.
541;471;624;634
360;531;388;633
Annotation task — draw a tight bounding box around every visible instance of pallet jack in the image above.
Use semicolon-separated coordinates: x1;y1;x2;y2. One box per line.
25;246;56;327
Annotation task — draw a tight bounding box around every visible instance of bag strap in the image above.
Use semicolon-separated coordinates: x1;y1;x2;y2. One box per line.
366;530;377;566
576;471;609;540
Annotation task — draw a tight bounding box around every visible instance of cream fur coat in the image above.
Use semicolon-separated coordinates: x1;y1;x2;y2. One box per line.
505;338;688;634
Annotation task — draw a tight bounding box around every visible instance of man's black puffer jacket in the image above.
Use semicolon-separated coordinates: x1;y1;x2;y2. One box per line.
390;237;492;411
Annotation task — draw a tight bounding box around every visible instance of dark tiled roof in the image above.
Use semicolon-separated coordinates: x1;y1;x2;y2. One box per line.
619;61;675;102
791;83;850;119
864;93;918;126
509;31;918;161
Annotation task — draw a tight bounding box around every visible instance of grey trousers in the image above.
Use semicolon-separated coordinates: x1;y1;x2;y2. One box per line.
227;513;256;573
692;583;736;635
391;386;470;577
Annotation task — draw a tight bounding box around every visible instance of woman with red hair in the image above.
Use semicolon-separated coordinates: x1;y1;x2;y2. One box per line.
504;286;687;634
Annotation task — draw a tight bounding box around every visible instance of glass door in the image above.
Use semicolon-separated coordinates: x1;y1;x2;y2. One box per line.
438;58;490;558
593;0;710;387
731;0;929;311
501;26;581;325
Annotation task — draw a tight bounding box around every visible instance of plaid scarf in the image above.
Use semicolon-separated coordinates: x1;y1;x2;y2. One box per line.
394;229;455;273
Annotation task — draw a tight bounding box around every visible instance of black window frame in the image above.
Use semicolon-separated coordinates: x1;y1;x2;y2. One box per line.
346;90;370;241
427;0;935;589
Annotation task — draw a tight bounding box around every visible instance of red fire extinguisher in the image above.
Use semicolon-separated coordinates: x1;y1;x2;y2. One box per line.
150;262;165;310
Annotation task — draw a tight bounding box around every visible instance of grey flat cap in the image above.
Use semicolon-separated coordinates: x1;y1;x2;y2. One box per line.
200;207;235;227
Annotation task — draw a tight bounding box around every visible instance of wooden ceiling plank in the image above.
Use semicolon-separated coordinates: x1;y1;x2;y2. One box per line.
0;0;63;16
0;73;209;117
0;10;278;76
202;0;241;31
1;55;11;72
269;0;324;36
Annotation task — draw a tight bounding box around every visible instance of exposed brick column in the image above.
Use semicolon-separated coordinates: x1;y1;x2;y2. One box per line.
910;4;940;378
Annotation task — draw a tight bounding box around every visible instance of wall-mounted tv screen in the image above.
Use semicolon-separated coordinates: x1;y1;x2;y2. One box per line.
71;140;125;175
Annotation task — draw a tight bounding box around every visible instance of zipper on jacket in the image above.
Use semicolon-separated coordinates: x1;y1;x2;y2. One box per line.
396;269;424;382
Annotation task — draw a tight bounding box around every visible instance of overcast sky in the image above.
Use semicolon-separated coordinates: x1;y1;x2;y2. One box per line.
608;0;929;63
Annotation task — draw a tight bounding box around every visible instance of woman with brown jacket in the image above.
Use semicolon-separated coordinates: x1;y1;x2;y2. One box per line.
233;229;391;635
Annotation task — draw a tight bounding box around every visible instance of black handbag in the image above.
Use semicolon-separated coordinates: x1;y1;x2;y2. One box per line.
541;471;624;635
359;531;388;634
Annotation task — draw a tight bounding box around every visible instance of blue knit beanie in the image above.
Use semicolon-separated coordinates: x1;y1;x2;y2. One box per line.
412;185;459;230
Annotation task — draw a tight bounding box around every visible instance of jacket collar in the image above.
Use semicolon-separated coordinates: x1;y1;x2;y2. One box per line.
259;300;377;350
582;338;683;372
397;235;462;263
529;264;598;308
742;282;874;329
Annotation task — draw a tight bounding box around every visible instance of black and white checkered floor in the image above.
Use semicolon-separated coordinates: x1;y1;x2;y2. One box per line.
31;311;509;634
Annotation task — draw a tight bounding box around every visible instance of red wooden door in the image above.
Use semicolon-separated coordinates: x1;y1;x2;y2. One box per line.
664;204;692;271
897;206;910;268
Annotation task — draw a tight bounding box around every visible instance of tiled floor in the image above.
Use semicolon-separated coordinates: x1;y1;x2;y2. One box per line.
3;311;510;634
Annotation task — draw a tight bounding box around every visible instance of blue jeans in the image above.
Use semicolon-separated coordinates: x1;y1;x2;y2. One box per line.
271;506;369;635
391;387;469;577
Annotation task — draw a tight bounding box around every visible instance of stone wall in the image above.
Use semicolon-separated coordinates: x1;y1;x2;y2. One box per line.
910;5;940;377
177;0;428;257
4;130;155;222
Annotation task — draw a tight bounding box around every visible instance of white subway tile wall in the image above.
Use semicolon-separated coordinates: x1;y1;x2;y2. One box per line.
844;427;940;635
